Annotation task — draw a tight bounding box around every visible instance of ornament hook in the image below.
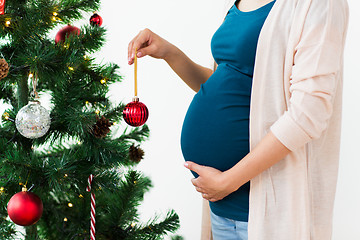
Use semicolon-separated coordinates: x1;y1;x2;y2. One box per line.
30;73;40;99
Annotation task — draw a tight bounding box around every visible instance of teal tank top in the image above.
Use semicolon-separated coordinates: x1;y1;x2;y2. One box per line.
181;0;275;221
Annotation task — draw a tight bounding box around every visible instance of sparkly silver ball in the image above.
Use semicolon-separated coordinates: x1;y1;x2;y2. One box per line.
15;101;51;139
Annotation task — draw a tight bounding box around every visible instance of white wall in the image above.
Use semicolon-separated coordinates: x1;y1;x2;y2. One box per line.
1;0;358;239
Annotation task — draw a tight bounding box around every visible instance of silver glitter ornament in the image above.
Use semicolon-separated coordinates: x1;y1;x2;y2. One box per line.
15;101;51;139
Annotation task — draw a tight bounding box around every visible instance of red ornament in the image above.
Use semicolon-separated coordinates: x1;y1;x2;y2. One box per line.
123;97;149;127
0;0;6;15
90;12;103;27
7;189;43;226
55;24;81;44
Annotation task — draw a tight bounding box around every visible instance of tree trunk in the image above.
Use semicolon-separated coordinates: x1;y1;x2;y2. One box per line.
18;72;36;239
17;73;29;110
17;73;32;149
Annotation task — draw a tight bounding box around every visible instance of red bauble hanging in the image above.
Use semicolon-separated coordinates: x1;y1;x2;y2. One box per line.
123;49;149;127
55;24;81;44
7;188;43;226
90;12;103;27
0;0;6;15
123;97;149;127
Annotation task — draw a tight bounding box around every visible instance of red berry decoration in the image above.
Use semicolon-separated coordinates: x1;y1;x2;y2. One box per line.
55;24;81;44
7;188;43;226
123;97;149;127
90;12;103;27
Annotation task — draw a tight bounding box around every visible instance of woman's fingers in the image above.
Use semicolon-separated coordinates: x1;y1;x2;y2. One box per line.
195;186;204;193
127;31;143;64
132;28;151;51
128;31;141;63
128;28;171;64
128;28;153;64
201;193;217;202
128;30;144;64
137;43;157;59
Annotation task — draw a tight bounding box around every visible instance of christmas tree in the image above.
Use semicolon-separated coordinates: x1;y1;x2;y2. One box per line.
0;0;180;239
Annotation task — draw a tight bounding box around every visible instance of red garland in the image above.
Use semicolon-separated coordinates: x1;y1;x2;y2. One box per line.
0;0;5;15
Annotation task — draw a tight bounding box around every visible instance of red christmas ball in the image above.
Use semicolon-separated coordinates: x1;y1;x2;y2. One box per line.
7;190;43;226
55;24;81;44
123;98;149;127
90;12;103;27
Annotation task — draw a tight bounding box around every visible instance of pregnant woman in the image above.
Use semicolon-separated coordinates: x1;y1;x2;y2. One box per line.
128;0;348;239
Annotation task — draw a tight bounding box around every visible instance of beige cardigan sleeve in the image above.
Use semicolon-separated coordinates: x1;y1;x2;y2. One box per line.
201;199;213;240
270;0;349;151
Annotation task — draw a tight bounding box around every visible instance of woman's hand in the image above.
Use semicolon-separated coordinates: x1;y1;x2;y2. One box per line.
184;161;237;202
128;28;174;65
128;28;213;92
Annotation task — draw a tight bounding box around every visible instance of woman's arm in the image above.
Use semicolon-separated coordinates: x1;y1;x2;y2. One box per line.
128;28;213;92
185;131;290;202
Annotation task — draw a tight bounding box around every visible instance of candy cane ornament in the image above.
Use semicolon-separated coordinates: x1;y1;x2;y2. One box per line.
86;174;96;240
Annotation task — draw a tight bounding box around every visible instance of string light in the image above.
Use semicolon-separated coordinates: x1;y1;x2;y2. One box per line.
51;12;61;22
95;110;100;115
77;140;81;145
68;66;74;71
5;20;11;27
3;112;9;120
79;194;84;198
100;79;106;84
112;121;117;125
68;203;73;208
85;101;89;105
64;217;68;222
131;222;136;227
64;174;68;178
28;73;34;78
0;187;5;193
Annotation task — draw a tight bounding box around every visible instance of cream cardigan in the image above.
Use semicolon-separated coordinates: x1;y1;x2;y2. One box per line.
201;0;349;239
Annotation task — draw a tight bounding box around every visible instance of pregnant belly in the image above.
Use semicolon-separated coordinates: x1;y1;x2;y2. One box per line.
180;74;251;176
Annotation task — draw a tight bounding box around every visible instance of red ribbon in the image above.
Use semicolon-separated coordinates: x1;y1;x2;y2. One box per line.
0;0;5;15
